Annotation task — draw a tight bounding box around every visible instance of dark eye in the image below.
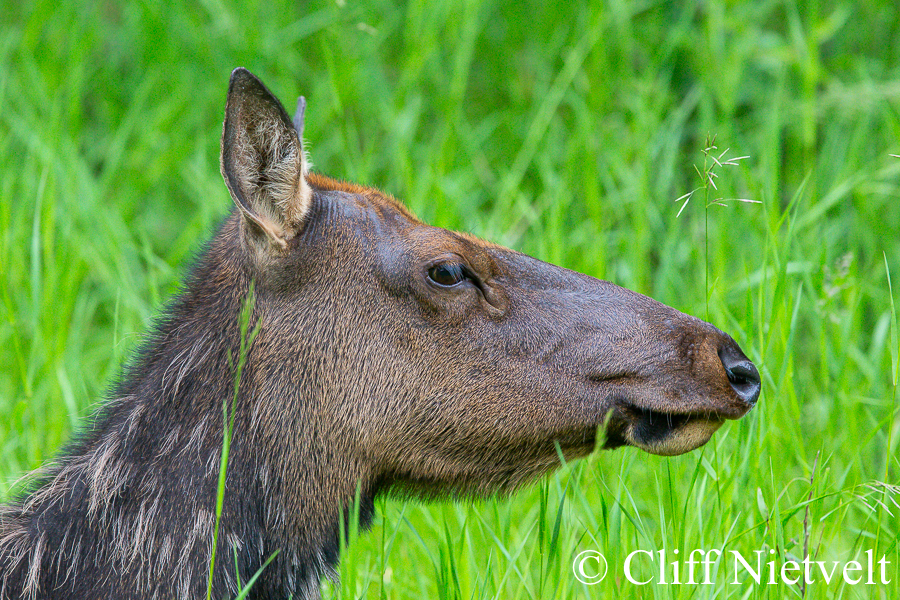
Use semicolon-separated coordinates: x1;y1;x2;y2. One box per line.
428;262;467;287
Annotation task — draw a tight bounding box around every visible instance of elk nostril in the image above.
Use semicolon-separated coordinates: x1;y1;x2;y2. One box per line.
723;360;761;406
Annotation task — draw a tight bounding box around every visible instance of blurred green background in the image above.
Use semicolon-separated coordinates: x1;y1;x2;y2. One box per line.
1;0;898;598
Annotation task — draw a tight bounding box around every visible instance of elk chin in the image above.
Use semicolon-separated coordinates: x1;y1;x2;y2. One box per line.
627;416;724;456
601;404;725;456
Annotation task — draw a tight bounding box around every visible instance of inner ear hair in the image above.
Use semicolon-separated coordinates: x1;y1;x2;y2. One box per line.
220;68;313;250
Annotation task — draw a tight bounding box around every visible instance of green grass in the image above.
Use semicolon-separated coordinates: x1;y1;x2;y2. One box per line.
2;0;899;598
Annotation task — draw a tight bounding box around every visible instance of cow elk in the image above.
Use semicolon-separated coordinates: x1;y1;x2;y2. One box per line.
0;68;760;600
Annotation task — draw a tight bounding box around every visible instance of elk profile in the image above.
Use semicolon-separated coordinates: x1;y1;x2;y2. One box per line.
0;68;760;599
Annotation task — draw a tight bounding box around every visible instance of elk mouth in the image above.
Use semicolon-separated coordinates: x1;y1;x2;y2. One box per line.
601;400;732;456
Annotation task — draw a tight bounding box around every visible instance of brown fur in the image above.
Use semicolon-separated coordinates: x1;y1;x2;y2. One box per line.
0;68;760;599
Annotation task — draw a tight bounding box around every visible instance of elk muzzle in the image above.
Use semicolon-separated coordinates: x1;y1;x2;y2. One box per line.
601;324;760;456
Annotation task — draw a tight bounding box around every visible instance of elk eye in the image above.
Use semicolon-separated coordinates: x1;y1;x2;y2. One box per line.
428;262;467;287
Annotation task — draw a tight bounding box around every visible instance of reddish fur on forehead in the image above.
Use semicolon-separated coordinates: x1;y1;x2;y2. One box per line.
304;172;507;251
306;172;421;223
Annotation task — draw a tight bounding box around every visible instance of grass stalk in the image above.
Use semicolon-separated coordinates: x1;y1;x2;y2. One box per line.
206;283;262;600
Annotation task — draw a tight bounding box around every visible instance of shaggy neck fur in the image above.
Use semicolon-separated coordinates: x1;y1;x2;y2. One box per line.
0;216;372;600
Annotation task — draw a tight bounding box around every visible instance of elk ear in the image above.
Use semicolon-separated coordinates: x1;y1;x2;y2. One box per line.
220;68;312;251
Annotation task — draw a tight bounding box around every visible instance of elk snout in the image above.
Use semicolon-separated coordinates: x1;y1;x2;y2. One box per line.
718;341;761;409
601;321;761;457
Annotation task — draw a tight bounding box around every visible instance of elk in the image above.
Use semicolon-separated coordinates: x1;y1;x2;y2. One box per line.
0;68;760;599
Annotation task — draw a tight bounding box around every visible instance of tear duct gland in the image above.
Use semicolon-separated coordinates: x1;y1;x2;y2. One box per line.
0;68;760;599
